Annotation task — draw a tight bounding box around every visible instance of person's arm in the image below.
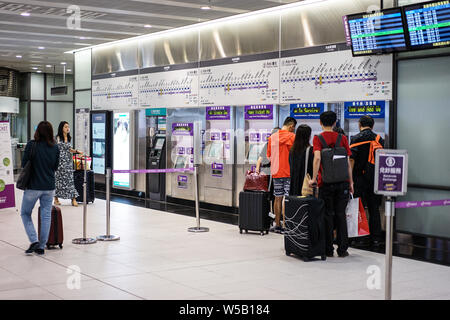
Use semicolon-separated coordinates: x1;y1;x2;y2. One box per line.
21;141;31;168
348;157;354;194
309;150;321;187
54;147;60;171
255;157;262;173
350;158;355;171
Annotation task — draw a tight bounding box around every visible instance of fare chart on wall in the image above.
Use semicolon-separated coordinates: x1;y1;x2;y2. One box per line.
199;58;279;106
140;68;199;108
280;49;392;103
92;75;139;110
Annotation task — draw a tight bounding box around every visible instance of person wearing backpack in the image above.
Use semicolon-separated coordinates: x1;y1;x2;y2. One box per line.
309;111;354;258
349;115;384;247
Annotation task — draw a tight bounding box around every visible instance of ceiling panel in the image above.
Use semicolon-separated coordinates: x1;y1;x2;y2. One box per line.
0;0;299;73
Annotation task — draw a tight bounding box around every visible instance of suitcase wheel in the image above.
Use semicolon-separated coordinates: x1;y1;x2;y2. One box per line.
245;230;248;234
260;231;264;236
285;251;290;256
266;230;269;235
59;244;63;249
303;256;310;262
321;255;326;261
239;229;242;234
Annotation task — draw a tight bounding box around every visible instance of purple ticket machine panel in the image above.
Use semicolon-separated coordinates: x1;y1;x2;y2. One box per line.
204;106;233;207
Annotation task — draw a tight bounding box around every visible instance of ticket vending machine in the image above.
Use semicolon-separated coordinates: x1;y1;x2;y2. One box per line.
234;104;277;207
202;106;234;207
343;100;388;142
146;108;167;201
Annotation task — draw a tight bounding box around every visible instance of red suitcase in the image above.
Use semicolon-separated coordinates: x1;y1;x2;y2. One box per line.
38;206;63;249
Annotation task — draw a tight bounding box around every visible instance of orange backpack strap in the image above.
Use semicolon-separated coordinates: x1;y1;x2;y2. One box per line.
349;140;371;149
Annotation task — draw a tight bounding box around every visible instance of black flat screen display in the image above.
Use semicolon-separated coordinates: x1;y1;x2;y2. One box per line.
404;0;450;50
347;8;409;56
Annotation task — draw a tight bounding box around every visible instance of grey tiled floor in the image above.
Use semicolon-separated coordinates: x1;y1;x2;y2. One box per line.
0;189;449;300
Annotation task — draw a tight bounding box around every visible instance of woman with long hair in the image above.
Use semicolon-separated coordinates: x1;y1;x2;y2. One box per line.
20;121;60;255
54;121;82;206
289;124;314;196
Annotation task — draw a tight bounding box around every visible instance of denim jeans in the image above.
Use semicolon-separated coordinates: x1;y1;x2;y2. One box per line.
20;189;55;250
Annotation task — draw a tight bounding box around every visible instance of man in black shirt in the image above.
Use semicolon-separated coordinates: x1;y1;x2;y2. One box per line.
350;116;384;247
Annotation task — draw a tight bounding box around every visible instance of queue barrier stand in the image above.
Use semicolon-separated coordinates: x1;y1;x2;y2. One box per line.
111;167;209;234
97;168;120;241
72;154;97;245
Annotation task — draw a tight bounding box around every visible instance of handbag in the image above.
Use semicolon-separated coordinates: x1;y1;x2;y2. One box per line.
243;170;269;192
345;195;370;238
16;141;36;190
301;146;314;197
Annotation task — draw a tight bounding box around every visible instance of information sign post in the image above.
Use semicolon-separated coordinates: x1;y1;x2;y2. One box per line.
374;149;408;300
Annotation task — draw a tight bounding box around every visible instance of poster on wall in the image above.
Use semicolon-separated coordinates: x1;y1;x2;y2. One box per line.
280;48;392;103
113;112;132;188
199;54;279;106
75;108;90;155
140;65;199;108
92;74;139;110
0;121;15;210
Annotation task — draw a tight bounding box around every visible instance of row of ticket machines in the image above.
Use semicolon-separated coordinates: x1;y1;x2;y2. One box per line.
91;102;388;210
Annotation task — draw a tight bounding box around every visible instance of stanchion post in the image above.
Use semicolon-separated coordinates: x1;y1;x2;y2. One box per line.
97;168;120;241
72;118;97;245
188;165;209;233
385;197;395;300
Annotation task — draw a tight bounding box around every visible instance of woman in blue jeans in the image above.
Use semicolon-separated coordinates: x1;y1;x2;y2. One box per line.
20;121;59;255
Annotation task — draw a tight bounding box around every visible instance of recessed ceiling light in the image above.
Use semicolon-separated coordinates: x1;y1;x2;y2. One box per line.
32;67;38;70
79;37;86;40
20;12;31;17
38;46;45;50
144;25;152;28
67;69;72;72
200;6;211;10
36;70;42;73
16;55;22;58
61;62;66;65
46;65;52;68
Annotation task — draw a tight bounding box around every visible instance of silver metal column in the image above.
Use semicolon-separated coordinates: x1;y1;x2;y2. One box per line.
385;197;395;300
97;168;120;241
188;165;209;233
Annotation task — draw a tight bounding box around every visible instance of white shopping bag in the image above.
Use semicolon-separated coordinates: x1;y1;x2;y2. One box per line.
346;196;370;238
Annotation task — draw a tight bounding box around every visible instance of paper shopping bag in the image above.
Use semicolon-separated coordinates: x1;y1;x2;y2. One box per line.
346;197;370;238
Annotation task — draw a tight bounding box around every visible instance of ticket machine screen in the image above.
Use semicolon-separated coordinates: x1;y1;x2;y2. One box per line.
174;156;187;169
208;141;223;159
247;144;262;163
155;138;164;150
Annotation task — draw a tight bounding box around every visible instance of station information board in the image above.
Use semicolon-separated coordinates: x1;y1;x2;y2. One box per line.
347;8;408;56
344;101;386;119
404;0;450;50
290;103;324;119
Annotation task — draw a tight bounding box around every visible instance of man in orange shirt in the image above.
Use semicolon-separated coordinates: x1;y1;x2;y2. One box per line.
267;117;297;233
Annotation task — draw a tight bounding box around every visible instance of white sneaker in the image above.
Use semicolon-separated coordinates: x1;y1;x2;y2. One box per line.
268;212;275;219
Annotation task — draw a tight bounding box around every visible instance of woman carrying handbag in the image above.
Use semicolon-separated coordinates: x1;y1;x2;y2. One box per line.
289;124;314;197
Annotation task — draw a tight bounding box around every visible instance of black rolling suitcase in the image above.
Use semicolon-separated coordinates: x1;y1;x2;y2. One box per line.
74;170;95;203
239;191;271;236
284;194;326;261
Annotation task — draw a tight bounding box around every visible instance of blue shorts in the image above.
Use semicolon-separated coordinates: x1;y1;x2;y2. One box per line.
273;178;290;197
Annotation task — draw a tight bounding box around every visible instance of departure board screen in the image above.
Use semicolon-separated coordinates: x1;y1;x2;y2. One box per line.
347;8;408;56
404;0;450;50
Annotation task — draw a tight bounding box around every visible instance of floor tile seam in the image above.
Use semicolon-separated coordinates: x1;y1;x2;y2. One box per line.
0;239;146;300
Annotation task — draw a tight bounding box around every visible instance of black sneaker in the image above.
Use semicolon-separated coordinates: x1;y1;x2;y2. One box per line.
25;242;39;255
338;251;349;258
34;248;45;255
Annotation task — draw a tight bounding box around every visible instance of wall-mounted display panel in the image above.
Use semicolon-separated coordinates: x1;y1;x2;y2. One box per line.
92;71;139;110
280;45;393;103
139;63;199;108
404;0;450;51
199;53;279;106
113;112;133;189
347;7;409;56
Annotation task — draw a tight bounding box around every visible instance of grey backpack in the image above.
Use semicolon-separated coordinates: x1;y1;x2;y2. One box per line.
317;134;349;184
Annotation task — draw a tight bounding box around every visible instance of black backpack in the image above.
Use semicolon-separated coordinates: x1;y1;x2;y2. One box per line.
317;134;349;184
